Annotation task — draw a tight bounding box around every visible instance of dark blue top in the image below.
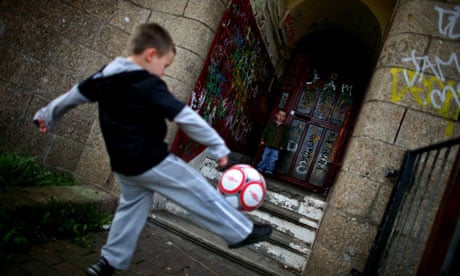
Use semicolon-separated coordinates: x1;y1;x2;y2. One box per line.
78;70;185;175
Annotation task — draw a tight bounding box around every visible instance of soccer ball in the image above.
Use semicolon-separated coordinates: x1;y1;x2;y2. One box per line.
218;164;266;211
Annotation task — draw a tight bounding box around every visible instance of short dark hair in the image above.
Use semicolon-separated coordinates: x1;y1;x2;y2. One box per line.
127;23;176;56
278;108;287;114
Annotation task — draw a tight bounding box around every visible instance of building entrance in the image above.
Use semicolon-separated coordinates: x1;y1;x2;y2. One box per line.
270;32;369;193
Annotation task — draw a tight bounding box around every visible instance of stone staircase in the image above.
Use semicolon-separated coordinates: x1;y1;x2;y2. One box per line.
149;163;327;276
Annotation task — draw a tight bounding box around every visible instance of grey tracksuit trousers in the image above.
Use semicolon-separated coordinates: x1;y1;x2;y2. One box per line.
101;154;253;270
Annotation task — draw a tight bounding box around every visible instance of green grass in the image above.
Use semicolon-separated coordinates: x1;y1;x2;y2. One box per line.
0;151;75;189
0;151;112;260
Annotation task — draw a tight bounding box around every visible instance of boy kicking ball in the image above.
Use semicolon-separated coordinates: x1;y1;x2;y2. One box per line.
34;23;271;275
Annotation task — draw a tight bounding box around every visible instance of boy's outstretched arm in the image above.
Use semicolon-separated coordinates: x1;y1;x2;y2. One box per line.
174;106;230;167
33;85;90;133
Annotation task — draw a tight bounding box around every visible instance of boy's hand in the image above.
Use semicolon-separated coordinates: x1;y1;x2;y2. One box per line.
34;119;48;134
217;155;228;167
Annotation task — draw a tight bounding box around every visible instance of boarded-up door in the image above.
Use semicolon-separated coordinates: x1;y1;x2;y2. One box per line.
272;47;364;193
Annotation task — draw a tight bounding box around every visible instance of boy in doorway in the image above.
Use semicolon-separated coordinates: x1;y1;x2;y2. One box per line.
256;108;289;175
33;23;271;276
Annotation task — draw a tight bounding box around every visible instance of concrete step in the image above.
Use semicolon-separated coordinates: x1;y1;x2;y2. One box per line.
150;209;297;276
0;185;117;214
249;208;315;254
151;176;327;275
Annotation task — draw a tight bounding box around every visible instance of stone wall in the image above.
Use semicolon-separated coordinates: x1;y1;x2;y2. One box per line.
249;0;290;78
2;0;459;273
0;0;229;194
305;0;460;274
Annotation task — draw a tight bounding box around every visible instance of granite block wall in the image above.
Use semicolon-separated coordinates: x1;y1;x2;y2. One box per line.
0;0;229;193
305;0;460;274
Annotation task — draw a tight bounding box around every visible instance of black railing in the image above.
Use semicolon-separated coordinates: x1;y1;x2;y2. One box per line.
362;137;460;275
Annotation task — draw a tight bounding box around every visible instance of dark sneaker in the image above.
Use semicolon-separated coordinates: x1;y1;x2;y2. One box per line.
229;224;272;249
86;256;115;276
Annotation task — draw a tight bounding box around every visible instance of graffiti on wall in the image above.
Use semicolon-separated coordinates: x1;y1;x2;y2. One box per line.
390;5;460;137
171;0;276;161
435;5;460;39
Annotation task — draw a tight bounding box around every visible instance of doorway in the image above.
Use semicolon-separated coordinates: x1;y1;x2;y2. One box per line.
269;31;371;193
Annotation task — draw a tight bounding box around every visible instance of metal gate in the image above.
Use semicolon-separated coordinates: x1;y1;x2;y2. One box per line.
362;137;460;275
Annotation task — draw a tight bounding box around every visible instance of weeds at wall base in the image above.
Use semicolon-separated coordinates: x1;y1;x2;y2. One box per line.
0;201;112;261
0;150;112;262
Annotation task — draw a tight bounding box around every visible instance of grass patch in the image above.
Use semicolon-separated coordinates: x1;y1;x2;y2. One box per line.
0;151;112;260
0;151;75;189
